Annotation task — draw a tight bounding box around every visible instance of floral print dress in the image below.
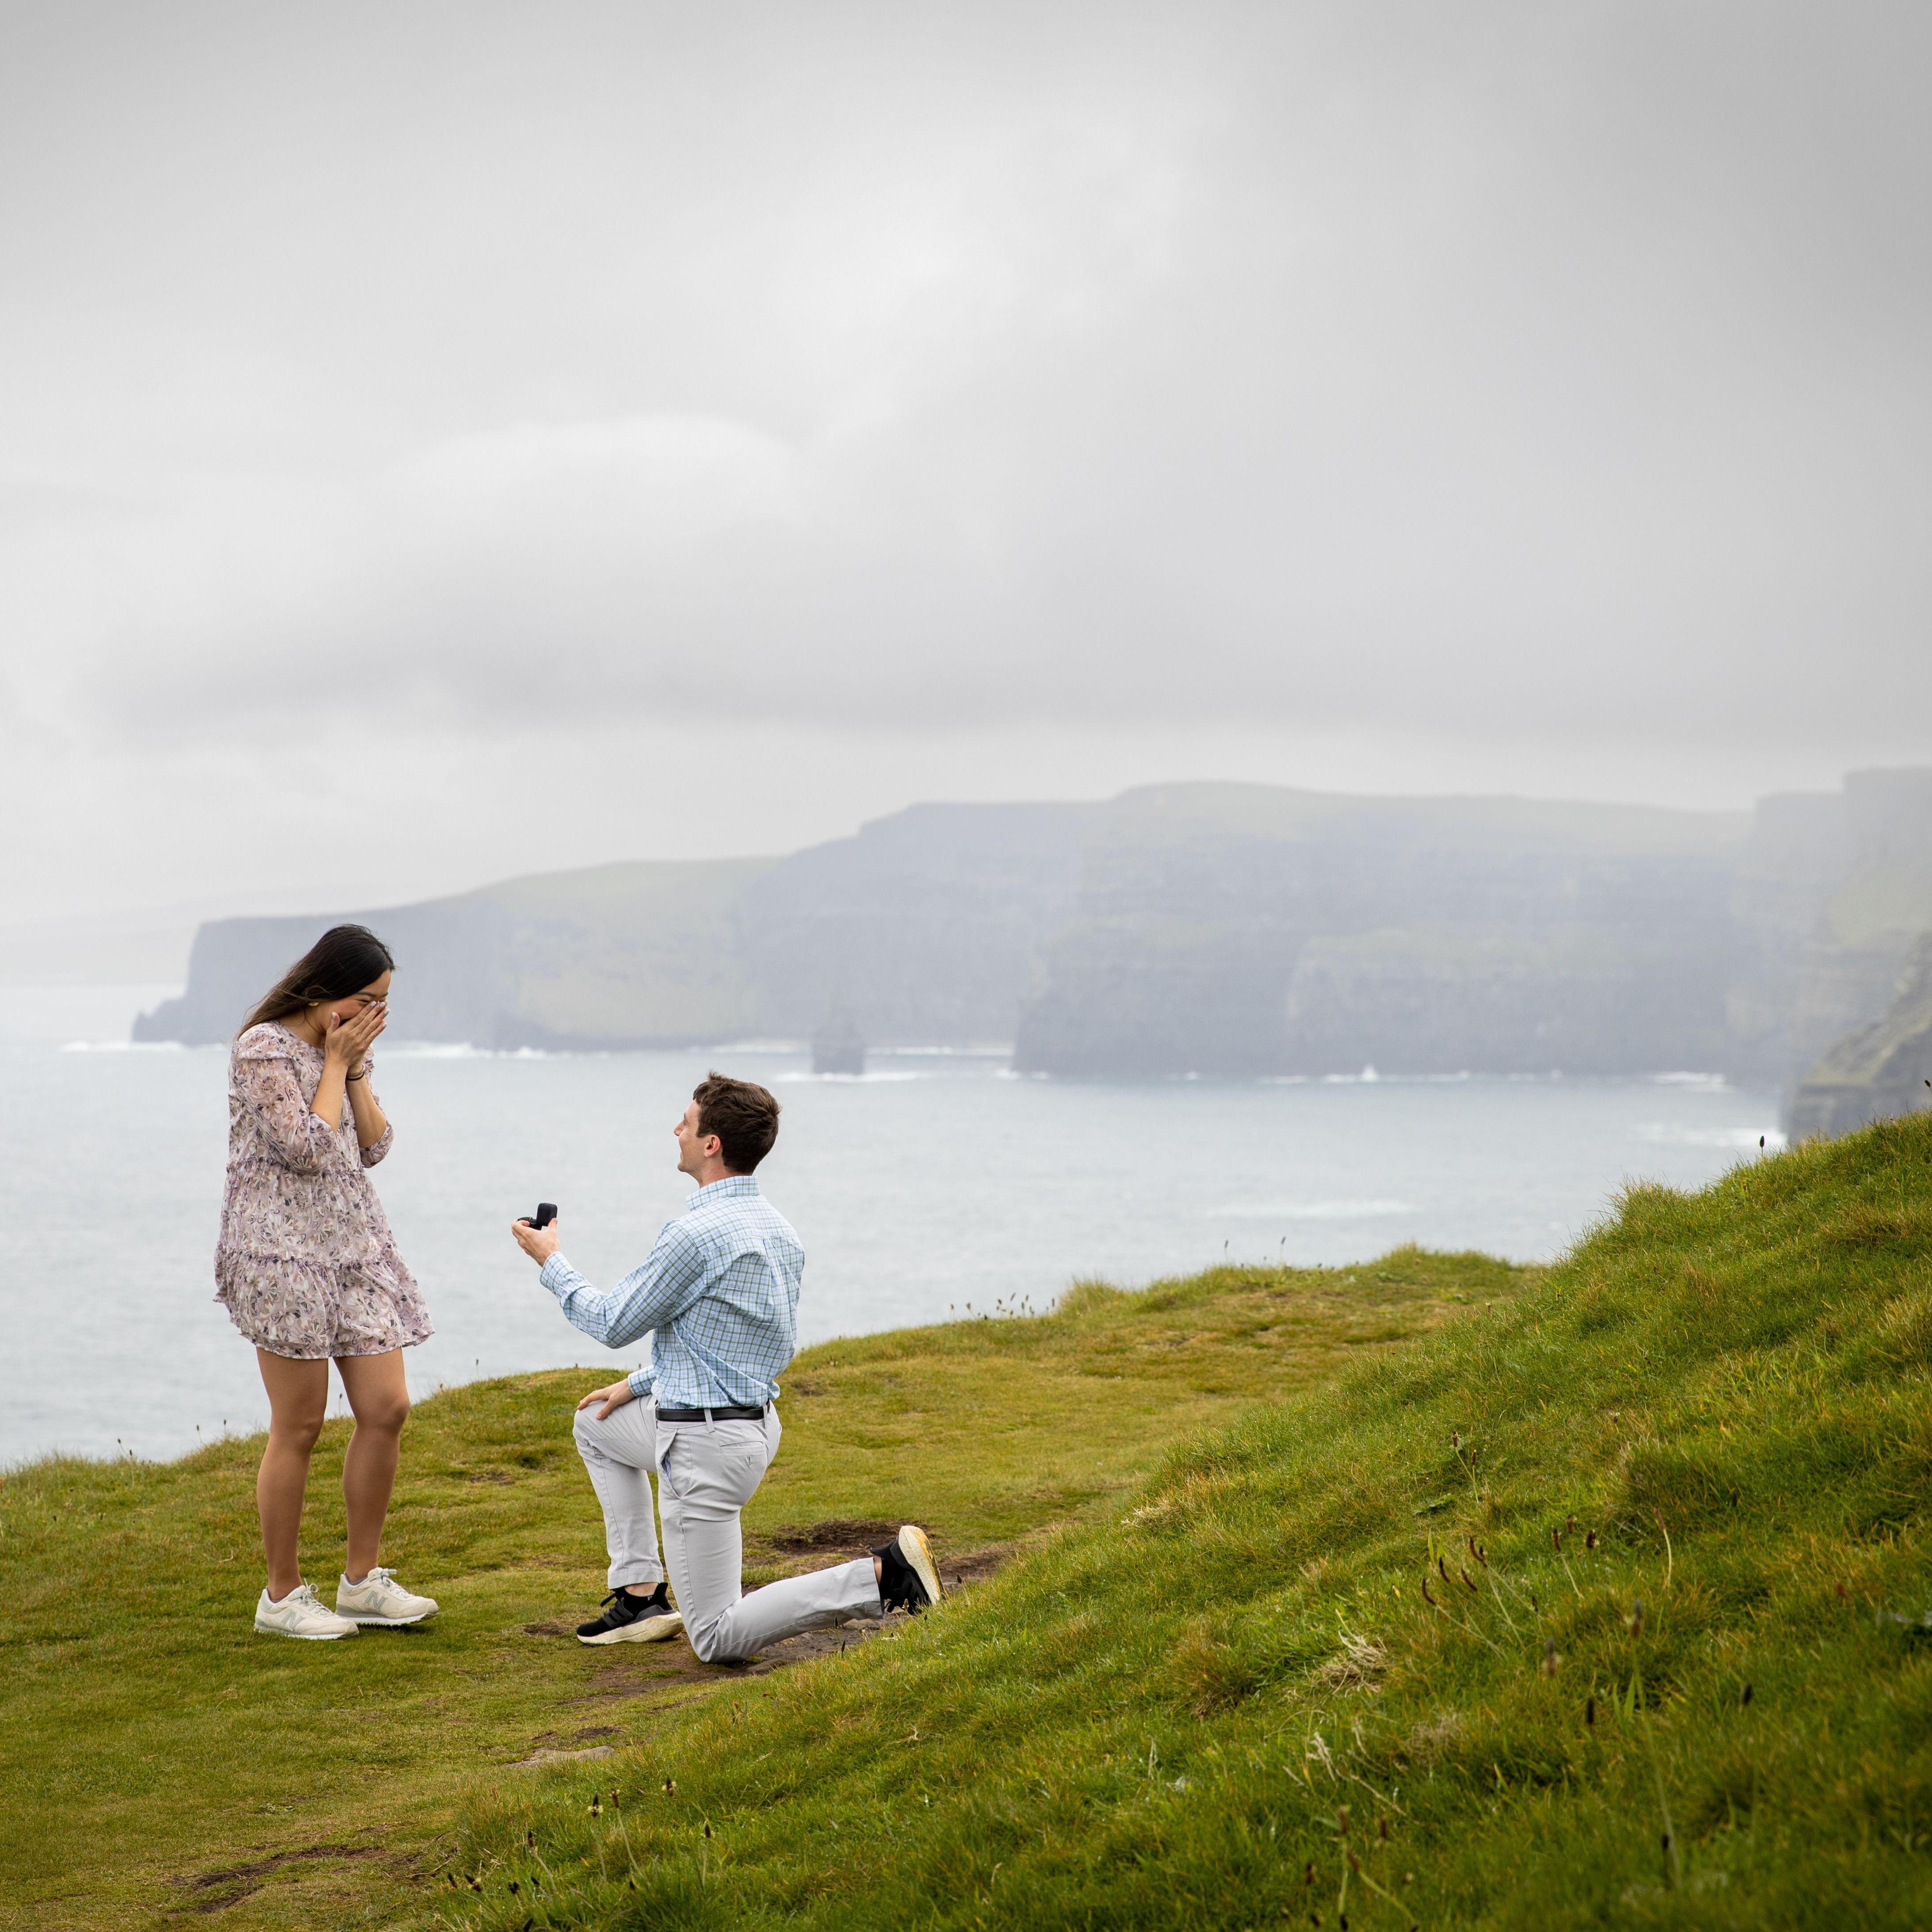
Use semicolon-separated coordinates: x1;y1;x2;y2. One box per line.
214;1022;434;1359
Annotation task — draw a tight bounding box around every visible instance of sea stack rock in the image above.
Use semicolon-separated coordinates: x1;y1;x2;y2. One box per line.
1785;932;1932;1139
812;1003;866;1076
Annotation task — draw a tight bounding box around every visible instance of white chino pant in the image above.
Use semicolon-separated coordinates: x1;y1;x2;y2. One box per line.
570;1396;883;1663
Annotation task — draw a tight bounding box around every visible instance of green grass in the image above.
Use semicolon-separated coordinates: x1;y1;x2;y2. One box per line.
437;1114;1932;1930
0;1246;1514;1928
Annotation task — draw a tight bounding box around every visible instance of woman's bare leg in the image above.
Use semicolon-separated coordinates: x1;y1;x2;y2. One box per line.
336;1351;410;1583
255;1350;330;1600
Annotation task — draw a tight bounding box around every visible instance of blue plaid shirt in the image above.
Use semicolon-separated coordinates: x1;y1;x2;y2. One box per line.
538;1175;802;1409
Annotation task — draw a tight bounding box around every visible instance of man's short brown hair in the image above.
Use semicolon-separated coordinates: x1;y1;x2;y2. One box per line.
692;1072;781;1173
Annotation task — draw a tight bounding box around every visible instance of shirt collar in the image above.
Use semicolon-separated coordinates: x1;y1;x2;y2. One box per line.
686;1174;761;1210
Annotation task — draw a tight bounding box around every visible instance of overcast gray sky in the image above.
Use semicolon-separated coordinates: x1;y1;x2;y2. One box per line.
2;0;1928;925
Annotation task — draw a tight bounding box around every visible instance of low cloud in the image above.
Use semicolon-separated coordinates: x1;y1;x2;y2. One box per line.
0;0;1928;921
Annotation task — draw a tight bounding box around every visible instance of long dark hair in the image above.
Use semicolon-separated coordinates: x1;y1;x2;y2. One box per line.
240;924;396;1036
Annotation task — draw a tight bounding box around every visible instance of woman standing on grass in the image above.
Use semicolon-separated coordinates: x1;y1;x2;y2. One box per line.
217;924;439;1640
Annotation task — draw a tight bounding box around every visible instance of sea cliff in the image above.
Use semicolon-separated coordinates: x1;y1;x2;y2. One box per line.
137;769;1932;1096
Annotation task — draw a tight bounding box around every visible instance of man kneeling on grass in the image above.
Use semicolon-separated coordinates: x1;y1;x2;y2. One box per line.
510;1071;940;1659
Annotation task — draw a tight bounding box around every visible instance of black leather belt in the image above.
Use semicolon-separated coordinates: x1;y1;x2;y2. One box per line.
654;1404;767;1422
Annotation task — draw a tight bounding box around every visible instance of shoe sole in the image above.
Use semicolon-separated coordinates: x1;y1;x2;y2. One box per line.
339;1609;438;1626
896;1525;943;1609
578;1613;685;1646
255;1619;358;1639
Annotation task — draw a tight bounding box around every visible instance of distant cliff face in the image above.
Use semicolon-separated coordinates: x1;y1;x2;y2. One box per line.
735;802;1093;1044
132;860;776;1049
1786;932;1932;1139
1010;787;1749;1076
136;769;1932;1087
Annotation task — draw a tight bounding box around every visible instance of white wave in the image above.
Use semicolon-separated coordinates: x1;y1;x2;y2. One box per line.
382;1041;573;1059
1213;1198;1416;1220
877;1044;1014;1060
1634;1123;1785;1150
1649;1072;1730;1089
776;1069;924;1084
60;1039;188;1053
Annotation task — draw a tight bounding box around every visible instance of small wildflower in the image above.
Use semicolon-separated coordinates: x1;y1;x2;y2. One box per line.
590;1793;602;1816
1628;1600;1644;1638
1541;1638;1561;1677
665;1776;676;1795
1551;1527;1562;1552
1566;1514;1575;1534
1586;1530;1598;1551
1336;1804;1350;1836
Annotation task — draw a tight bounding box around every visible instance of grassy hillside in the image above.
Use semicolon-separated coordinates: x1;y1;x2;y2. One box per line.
441;1115;1932;1930
0;1248;1514;1928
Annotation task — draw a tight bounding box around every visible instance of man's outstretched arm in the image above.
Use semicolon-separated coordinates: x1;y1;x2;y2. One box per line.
513;1218;708;1350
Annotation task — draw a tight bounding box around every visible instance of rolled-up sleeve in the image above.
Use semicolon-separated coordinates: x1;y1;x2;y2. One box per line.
539;1223;708;1351
233;1054;338;1176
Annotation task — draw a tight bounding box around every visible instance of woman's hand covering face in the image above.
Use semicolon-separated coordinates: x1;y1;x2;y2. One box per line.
323;999;386;1068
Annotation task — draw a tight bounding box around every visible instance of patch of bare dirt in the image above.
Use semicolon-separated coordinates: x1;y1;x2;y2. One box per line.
935;1543;1012;1589
171;1842;390;1913
757;1517;900;1554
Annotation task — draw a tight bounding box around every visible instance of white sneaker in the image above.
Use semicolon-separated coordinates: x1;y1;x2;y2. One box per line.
255;1582;360;1640
335;1566;439;1626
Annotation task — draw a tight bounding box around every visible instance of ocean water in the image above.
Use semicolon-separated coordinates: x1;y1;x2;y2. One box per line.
0;988;1786;1466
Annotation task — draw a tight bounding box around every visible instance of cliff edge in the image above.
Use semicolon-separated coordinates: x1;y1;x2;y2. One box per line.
1786;930;1932;1138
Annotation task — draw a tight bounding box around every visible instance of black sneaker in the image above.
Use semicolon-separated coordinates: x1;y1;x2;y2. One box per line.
872;1525;943;1615
576;1585;685;1646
